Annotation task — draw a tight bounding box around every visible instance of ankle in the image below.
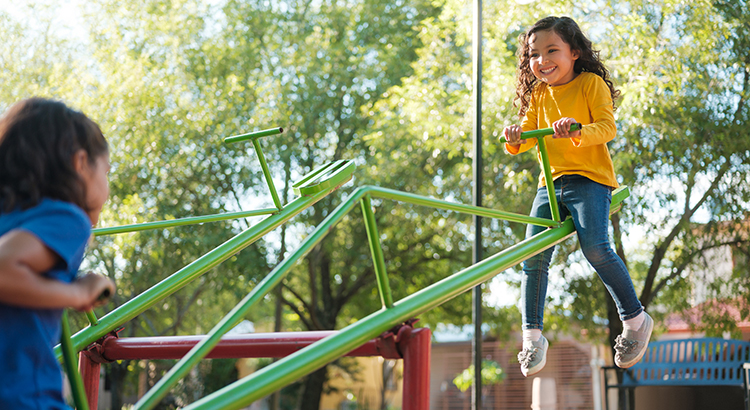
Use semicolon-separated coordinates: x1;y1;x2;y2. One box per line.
522;329;542;347
623;311;645;331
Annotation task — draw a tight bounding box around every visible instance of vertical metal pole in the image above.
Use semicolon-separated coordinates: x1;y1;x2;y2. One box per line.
399;326;432;410
536;137;561;222
61;310;90;410
471;0;483;409
79;351;101;410
252;138;283;211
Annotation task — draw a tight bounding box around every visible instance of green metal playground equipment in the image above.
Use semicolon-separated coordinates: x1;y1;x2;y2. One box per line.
58;123;629;410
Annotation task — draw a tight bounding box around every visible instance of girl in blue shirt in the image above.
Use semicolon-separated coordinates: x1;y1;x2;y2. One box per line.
0;98;116;409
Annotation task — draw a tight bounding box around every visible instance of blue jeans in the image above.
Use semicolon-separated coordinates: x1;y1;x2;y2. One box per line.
521;175;643;330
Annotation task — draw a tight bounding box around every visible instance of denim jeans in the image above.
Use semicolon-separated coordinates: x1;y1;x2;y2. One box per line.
521;175;643;330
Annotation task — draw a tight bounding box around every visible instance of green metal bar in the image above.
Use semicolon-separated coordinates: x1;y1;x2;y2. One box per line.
187;221;575;410
536;137;561;222
184;186;629;410
360;194;393;309
252;138;283;211
498;123;582;223
133;187;367;410
92;208;277;236
55;187;337;359
497;123;581;144
367;186;560;227
61;310;90;410
221;127;284;210
85;310;99;326
293;160;356;196
223;127;284;144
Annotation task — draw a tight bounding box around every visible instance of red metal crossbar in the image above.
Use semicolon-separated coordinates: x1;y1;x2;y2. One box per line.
78;325;430;410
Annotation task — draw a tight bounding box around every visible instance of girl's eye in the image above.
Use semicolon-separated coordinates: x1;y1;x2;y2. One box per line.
530;53;539;58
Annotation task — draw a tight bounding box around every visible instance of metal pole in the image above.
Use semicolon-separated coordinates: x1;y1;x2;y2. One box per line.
400;326;432;410
79;351;101;410
361;194;394;309
92;208;278;236
60;310;90;410
472;0;483;408
369;186;559;227
101;331;400;360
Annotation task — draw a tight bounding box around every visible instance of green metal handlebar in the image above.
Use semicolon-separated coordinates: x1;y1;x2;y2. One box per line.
223;127;285;210
498;123;581;144
223;127;284;144
499;122;582;223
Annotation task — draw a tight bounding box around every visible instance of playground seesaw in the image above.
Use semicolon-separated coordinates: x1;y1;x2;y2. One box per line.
58;124;628;410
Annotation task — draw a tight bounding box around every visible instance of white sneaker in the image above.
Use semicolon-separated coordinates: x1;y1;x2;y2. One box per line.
518;335;549;377
615;312;654;368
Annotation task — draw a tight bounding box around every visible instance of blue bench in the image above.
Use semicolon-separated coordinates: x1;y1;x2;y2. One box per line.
602;338;750;410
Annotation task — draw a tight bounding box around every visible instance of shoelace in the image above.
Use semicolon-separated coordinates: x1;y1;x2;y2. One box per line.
614;335;638;354
517;347;539;367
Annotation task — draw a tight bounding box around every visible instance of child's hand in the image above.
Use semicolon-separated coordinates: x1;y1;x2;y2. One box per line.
73;272;116;311
503;124;527;146
552;117;581;139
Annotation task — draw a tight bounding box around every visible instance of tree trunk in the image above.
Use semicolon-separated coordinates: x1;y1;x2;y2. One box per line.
297;366;328;410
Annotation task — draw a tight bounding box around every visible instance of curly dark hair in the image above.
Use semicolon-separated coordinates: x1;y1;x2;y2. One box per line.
514;16;620;117
0;98;108;213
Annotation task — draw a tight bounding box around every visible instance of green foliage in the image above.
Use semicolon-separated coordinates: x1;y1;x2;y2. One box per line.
4;0;750;407
199;359;239;396
452;359;506;393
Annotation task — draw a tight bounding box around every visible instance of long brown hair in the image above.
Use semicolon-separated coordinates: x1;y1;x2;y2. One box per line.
0;98;108;212
514;16;620;117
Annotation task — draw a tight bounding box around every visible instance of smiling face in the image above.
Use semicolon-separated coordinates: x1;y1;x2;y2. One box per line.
528;29;580;87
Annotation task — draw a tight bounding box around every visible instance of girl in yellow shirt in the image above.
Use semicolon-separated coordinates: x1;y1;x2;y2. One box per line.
503;16;652;377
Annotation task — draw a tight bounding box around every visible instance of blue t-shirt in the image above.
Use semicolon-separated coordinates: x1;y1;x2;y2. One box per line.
0;199;91;409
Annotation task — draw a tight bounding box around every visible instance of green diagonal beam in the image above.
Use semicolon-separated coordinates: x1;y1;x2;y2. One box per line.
184;186;629;410
92;209;278;236
55;185;341;359
361;194;393;309
132;186;365;410
132;181;600;409
366;186;560;227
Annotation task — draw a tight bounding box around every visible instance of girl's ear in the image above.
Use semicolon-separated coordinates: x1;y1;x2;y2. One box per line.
72;149;90;175
572;48;581;60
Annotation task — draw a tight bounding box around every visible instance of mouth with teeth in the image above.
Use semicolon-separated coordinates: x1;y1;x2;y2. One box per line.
540;66;556;75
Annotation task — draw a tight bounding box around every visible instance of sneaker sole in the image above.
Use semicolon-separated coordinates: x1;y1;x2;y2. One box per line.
523;337;549;377
617;315;654;369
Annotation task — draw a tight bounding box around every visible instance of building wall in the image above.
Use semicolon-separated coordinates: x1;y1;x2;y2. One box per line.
430;336;597;410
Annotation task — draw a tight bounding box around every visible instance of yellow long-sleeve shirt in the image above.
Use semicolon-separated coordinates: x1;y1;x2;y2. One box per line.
505;72;619;188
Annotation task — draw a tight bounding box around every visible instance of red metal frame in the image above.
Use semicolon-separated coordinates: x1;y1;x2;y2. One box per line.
398;326;431;410
79;324;431;410
78;351;101;410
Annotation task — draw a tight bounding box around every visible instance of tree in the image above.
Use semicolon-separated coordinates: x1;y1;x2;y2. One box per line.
213;1;446;407
6;0;750;409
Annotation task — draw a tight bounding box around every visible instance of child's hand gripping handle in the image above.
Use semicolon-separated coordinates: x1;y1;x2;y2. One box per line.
98;288;111;302
499;123;582;144
74;272;115;311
